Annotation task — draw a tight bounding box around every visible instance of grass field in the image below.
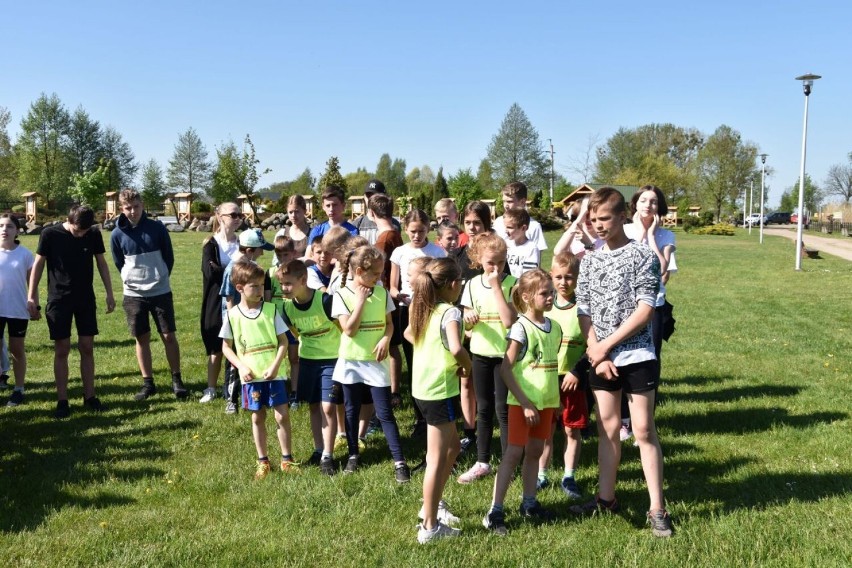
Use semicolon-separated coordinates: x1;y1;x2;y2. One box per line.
1;228;851;567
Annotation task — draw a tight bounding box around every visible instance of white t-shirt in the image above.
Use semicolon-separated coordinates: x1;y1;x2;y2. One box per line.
389;242;447;296
493;216;548;251
506;239;541;278
0;245;35;320
506;317;552;361
623;224;677;306
331;287;396;387
214;234;240;266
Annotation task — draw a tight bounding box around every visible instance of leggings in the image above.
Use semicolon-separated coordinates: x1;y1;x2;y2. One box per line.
472;354;509;464
342;383;404;462
396;305;424;423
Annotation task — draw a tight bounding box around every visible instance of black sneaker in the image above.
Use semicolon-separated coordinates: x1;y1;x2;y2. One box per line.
343;455;359;474
134;382;156;401
410;460;427;475
518;500;555;522
482;509;508;536
54;400;71;419
0;374;9;390
84;396;106;413
569;495;620;516
308;450;322;467
172;377;189;399
320;457;337;476
459;436;475;455
648;509;674;537
6;390;24;407
395;463;411;484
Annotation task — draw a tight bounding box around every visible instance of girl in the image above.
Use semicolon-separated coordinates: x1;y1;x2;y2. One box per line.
553;197;597;258
274;195;311;259
483;269;562;535
0;214;34;407
332;245;410;482
200;203;243;403
405;258;471;544
457;233;517;484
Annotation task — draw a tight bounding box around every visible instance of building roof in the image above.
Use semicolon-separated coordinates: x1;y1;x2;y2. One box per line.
554;183;641;205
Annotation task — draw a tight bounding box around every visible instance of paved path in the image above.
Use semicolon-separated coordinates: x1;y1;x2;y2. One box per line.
762;226;852;262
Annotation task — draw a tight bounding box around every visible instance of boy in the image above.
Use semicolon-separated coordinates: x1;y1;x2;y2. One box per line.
28;205;116;418
568;187;673;537
220;260;296;479
352;179;401;245
435;220;460;254
434;198;468;247
503;208;540;277
307;185;358;244
110;189;186;401
278;259;343;475
493;182;548;252
269;233;297;268
306;236;333;291
267;235;296;311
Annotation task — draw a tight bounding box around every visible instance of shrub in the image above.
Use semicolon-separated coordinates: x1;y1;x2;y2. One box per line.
700;210;715;225
682;216;702;233
692;223;736;236
529;207;565;231
192;201;213;213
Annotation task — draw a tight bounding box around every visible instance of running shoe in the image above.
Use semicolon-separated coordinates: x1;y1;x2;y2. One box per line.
482;509;508;536
199;388;216;403
648;508;674;537
416;521;461;544
418;500;461;526
457;462;492;484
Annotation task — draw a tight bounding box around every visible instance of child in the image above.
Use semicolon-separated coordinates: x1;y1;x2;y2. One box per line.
434;198;468;247
537;253;587;498
553;198;596;258
483;269;562;535
0;214;34;407
220;260;296;479
436;221;460;254
457;233;517;484
28;205;116;418
452;200;493;284
321;227;359;295
267;235;296;312
568;187;673;538
110;189;186;402
503;208;540;277
306;236;333;291
307;184;358;244
405;257;470;544
370;194;403;290
352;179;402;245
493;182;548;252
332;245;410;482
278;259;343;476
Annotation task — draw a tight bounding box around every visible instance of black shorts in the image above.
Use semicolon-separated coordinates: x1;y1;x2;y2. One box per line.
46;298;98;340
123;292;177;337
589;359;659;394
415;395;462;426
0;317;29;339
201;326;223;355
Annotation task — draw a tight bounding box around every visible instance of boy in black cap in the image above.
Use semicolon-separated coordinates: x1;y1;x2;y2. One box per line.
352;179;400;245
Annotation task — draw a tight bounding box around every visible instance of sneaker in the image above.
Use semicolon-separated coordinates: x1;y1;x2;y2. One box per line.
343;455;359;474
620;423;633;442
518;500;555;522
320;457;337;476
536;476;550;490
648;508;674;537
419;499;461;527
84;396;105;413
199;387;216;403
457;462;492;484
417;521;461;544
308;450;322;466
172;377;189;399
459;436;475;455
0;374;9;389
6;390;24;407
134;382;156;401
224;401;238;415
54;400;70;419
482;509;508;536
280;458;299;473
395;463;411;484
560;476;582;500
569;495;620;516
254;460;272;480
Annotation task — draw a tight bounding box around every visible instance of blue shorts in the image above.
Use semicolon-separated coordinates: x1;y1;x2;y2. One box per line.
297;358;337;405
242;380;289;411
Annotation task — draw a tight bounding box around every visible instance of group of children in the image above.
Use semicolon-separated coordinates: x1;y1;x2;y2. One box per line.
0;180;674;544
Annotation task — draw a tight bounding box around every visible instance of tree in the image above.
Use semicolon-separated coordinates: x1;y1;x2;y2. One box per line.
318;156;346;190
291;167;316;195
566;133;601;185
210;135;270;214
695;125;758;221
67;106;101;176
476;159;496;196
99;126;137;190
486;103;549;192
167;127;212;198
343;167;371;195
16;93;73;203
448;168;484;207
68;160;110;207
824;153;852;203
432;166;449;203
139;159;166;207
374;154;407;196
0;106;16;201
782;174;822;214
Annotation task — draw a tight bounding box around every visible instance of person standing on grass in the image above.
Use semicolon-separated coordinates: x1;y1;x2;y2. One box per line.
274;194;311;259
110;189;186;402
351;179;402;245
28;204;116;419
492;182;548;253
503;208;541;277
405;257;469;544
307;185;358;245
0;214;34;408
568;187;673;538
220;260;296;479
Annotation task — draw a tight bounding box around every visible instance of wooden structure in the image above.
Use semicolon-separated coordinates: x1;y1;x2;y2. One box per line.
662;211;678;227
302;194;316;220
349;195;367;219
105;192;119;221
482;199;497;220
553;184;641;214
21;192;38;224
173;192;193;224
236;194;256;224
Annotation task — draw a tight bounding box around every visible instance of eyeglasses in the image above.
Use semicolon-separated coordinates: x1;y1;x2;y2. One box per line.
221;212;244;219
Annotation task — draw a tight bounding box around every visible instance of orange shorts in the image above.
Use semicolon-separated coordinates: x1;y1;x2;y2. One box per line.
507;405;555;447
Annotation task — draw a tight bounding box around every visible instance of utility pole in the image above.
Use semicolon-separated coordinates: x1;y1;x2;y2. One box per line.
547;138;555;203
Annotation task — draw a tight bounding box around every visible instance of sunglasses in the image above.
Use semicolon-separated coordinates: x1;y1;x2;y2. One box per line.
221;212;244;219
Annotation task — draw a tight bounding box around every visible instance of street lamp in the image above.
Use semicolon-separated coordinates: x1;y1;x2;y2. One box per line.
748;179;754;235
794;73;820;270
759;154;768;243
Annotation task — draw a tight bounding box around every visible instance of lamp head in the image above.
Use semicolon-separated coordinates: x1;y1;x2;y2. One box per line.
795;73;821;96
759;154;768;164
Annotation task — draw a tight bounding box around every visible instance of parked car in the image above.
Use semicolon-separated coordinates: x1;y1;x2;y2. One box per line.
745;213;766;227
791;213;810;225
766;212;791;224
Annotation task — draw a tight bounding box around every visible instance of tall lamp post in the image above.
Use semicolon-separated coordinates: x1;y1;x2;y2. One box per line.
748;179;754;235
794;73;820;270
759;154;768;243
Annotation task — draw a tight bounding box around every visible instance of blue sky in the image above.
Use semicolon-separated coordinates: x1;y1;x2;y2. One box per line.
2;1;849;207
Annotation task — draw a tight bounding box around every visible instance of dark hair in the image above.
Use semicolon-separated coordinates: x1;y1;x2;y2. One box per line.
462;200;492;232
409;258;461;342
119;188;142;205
277;259;308;281
502;181;528;199
0;213;21;244
503;207;530;228
631;185;669;217
230;259;265;287
368;194;394;219
322;185;345;204
403;208;430;227
68;205;96;230
436;220;460;238
287;194;307;211
588;187;626;215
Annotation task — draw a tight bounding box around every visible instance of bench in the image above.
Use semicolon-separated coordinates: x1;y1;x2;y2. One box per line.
802;247;820;259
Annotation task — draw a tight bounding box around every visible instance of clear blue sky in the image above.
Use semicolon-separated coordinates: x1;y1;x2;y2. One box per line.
2;1;849;207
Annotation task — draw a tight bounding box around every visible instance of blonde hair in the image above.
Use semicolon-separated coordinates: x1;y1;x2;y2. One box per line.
321;226;351;258
409;258;461;342
342;245;385;285
550;252;580;275
467;232;507;269
205;201;240;244
337;236;370;283
512;268;552;313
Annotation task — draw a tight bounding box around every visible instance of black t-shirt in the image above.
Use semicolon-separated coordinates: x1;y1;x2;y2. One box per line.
37;224;105;300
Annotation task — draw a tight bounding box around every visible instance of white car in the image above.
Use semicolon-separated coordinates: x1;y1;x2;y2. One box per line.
745;213;765;227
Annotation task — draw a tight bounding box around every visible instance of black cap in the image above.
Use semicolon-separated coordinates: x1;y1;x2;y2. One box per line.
365;179;386;196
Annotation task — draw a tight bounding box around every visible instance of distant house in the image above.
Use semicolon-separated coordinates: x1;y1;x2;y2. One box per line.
553;184;641;214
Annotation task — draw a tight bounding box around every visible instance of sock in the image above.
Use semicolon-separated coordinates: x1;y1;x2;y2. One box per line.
564;468;576;479
394;460;406;467
538;469;547;481
13;386;24;393
489;503;504;514
522;495;537;509
463;428;476;440
282;454;293;462
171;372;182;382
258;456;269;463
143;377;154;386
321;452;332;460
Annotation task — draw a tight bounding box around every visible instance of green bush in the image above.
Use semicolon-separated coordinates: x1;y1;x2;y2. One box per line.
682;215;702;232
529;207;565;231
11;204;24;213
692;223;736;236
700;210;715;225
192;201;213;213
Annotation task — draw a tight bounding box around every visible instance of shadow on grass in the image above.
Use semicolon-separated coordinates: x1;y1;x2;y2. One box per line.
23;337;138;354
663;384;803;404
663;407;847;435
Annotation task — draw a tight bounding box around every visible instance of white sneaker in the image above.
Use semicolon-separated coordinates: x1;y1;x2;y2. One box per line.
457;462;492;484
619;422;633;442
417;521;461;544
199;388;216;403
418;499;461;526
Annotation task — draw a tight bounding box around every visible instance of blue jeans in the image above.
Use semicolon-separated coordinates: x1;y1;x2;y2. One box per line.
342;383;404;462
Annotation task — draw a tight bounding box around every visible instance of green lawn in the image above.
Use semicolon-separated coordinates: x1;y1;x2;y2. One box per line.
1;228;851;567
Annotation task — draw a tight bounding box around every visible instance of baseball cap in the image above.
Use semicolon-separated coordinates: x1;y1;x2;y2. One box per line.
239;228;274;250
365;179;386;196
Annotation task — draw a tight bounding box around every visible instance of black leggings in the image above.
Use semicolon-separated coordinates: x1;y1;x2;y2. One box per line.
396;305;424;423
472;354;509;463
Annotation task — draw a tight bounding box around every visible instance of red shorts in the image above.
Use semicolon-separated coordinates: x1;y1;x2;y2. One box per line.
559;388;589;430
507;405;555;447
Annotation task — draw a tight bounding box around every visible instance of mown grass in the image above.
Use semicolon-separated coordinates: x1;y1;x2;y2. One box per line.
1;227;850;567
